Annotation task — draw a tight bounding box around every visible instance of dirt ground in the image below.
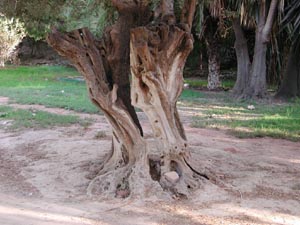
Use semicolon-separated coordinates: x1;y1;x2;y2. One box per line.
0;96;300;225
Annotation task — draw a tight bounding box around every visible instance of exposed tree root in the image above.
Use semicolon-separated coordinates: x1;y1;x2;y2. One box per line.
87;149;209;199
87;145;165;199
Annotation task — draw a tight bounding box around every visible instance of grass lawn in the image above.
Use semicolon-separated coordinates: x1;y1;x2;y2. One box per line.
0;105;92;131
0;66;99;113
180;92;300;141
0;65;299;141
184;78;235;89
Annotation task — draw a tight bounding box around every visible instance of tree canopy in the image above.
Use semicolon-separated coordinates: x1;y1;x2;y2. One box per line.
0;0;112;39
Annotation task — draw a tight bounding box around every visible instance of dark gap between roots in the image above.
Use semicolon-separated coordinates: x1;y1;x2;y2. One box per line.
184;158;210;180
149;156;161;181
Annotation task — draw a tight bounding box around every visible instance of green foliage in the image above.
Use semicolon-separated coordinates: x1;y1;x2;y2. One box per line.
61;0;110;37
0;0;109;39
0;16;25;66
281;0;300;48
0;0;66;39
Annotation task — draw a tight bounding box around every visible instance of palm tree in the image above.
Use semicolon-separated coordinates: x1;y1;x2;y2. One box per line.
230;0;279;99
199;0;279;98
193;1;223;90
276;0;300;98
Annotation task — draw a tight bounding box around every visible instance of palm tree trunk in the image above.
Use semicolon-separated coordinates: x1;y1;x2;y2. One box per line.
242;0;278;99
243;27;268;98
232;18;251;96
276;43;300;98
205;17;221;90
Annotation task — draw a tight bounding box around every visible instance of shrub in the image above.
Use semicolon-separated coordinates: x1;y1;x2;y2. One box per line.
0;16;25;66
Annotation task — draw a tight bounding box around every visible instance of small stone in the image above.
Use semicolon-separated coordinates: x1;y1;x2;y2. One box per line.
164;171;180;184
247;105;255;110
183;83;190;88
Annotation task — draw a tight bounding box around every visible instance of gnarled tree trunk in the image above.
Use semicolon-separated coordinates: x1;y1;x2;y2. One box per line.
47;0;206;199
130;24;199;196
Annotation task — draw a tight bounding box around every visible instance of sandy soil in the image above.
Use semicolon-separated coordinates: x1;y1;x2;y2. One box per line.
0;97;300;225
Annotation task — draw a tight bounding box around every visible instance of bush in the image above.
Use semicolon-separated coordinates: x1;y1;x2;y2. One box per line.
0;16;25;66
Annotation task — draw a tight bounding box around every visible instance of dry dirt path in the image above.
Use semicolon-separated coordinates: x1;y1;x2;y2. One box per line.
0;97;300;225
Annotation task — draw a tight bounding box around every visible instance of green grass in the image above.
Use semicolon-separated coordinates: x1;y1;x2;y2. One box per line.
184;78;235;89
0;65;299;141
180;89;206;100
0;105;92;131
0;66;99;113
0;65;203;112
190;94;300;141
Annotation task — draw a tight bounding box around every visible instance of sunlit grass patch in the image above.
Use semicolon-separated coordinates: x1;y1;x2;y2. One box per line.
0;105;92;131
184;78;235;89
192;100;300;141
180;89;205;100
0;66;202;114
1;65;299;141
0;66;99;113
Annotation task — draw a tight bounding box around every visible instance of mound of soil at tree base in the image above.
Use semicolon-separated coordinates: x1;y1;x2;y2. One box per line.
12;37;70;66
0;107;299;225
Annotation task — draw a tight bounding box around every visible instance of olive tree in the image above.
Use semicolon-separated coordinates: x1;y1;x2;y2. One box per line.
1;0;208;198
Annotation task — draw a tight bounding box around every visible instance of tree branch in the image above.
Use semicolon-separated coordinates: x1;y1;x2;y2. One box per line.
262;0;279;42
180;0;196;32
161;0;174;16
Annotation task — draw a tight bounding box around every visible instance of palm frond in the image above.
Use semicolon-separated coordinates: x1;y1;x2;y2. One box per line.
281;0;300;46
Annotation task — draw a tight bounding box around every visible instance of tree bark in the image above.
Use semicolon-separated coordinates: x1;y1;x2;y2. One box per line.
130;22;202;197
242;5;267;98
204;17;222;90
47;5;157;198
130;0;205;197
241;0;278;99
47;0;205;199
276;44;300;98
232;18;251;96
47;27;153;198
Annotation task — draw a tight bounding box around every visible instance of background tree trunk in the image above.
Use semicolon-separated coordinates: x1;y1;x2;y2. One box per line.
241;0;278;99
243;28;268;98
232;18;251;96
276;44;300;98
204;17;222;90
